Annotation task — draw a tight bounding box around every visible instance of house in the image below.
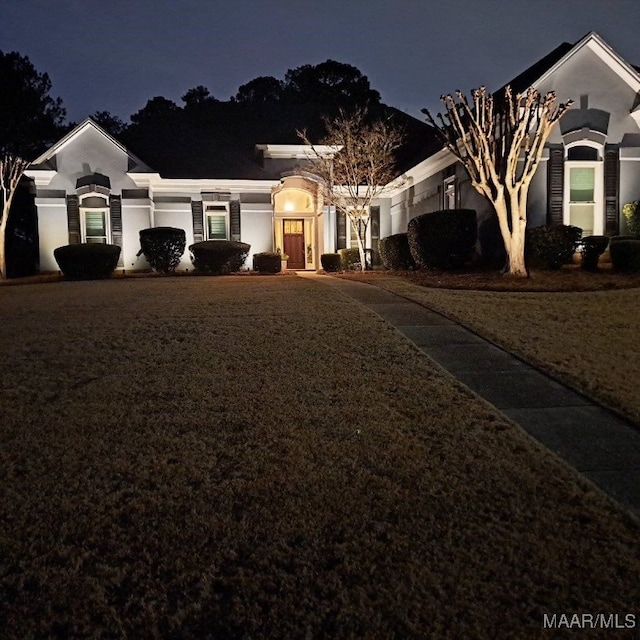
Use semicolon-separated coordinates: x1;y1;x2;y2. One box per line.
25;32;640;273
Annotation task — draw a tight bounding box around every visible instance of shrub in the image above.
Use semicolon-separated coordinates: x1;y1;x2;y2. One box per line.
189;240;250;274
252;252;282;274
139;226;186;273
321;253;341;272
378;233;415;270
609;239;640;272
407;209;477;270
622;201;640;237
525;225;582;270
610;235;636;244
478;214;507;269
54;243;121;279
339;247;361;270
580;235;609;271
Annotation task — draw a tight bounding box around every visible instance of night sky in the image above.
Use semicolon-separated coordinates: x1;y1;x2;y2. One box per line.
2;0;640;126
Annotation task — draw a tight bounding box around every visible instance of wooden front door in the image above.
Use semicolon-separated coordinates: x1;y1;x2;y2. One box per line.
283;219;305;269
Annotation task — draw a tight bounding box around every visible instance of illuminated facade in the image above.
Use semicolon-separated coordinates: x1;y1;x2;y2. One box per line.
26;33;640;272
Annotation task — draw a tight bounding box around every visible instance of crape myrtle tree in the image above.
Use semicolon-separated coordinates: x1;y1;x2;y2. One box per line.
423;86;573;277
299;109;404;271
0;154;30;279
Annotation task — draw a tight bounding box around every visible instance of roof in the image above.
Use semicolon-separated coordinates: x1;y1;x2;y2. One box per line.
30;118;153;172
119;102;440;180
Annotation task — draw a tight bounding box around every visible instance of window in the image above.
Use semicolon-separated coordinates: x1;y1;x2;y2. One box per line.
82;209;108;243
205;204;228;240
564;143;603;238
443;176;456;210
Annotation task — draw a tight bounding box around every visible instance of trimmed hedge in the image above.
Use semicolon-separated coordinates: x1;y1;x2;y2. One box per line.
407;209;477;270
189;240;250;274
581;235;609;271
339;247;361;270
321;253;341;272
526;225;582;270
378;233;415;270
253;252;282;274
54;243;121;280
609;239;640;272
139;227;186;273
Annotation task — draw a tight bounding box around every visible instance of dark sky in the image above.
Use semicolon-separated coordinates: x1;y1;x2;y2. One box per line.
3;0;640;125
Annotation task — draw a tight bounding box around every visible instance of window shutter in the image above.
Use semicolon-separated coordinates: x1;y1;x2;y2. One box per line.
336;210;347;249
230;200;241;241
66;195;80;244
370;205;380;266
547;147;564;225
191;200;204;242
110;195;123;266
604;147;619;235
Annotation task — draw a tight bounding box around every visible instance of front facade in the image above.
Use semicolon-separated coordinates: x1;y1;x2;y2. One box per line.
25;32;640;273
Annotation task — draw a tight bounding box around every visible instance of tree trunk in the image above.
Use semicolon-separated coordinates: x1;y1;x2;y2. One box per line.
492;190;529;278
0;215;7;280
349;215;367;272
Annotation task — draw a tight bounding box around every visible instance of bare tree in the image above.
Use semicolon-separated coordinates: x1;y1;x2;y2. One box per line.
0;154;30;279
424;86;572;277
299;109;404;270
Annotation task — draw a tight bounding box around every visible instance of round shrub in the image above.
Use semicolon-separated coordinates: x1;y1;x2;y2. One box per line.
189;240;250;274
580;235;609;271
252;251;282;274
139;227;186;273
378;233;415;270
407;209;477;270
609;239;640;272
321;253;341;272
54;243;121;279
525;225;582;270
339;247;361;270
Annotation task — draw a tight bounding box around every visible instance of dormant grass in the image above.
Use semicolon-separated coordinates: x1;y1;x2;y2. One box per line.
1;276;639;638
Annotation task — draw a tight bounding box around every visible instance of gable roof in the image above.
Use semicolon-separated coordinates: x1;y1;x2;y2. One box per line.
496;32;640;99
30;118;154;173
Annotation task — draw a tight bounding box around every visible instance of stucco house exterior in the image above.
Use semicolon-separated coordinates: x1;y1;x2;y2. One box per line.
25;32;640;273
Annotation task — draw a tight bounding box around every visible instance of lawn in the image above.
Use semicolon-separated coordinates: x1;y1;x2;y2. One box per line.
1;276;639;638
341;269;640;426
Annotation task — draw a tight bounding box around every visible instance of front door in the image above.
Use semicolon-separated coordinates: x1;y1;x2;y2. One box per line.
283;219;305;269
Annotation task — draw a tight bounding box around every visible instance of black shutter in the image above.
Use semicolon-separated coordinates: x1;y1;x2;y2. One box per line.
66;195;80;244
370;205;380;266
110;195;123;266
230;200;241;241
191;200;204;242
336;210;347;249
604;147;619;235
547;147;564;226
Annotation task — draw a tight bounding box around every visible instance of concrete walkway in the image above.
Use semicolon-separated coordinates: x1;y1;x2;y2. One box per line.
300;272;640;518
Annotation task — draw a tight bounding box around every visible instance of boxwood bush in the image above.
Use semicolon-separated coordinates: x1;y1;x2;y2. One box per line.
321;253;341;272
407;209;477;270
609;238;640;272
339;247;361;270
189;240;250;274
525;225;582;270
139;226;186;273
378;233;415;270
580;235;609;271
252;252;282;274
54;243;121;279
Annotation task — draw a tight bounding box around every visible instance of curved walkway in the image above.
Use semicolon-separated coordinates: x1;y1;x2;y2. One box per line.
300;272;640;518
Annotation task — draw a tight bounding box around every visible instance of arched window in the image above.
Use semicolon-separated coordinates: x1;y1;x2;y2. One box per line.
79;194;110;243
564;140;604;237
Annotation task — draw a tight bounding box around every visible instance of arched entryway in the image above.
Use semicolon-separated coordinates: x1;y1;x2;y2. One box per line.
272;176;324;270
